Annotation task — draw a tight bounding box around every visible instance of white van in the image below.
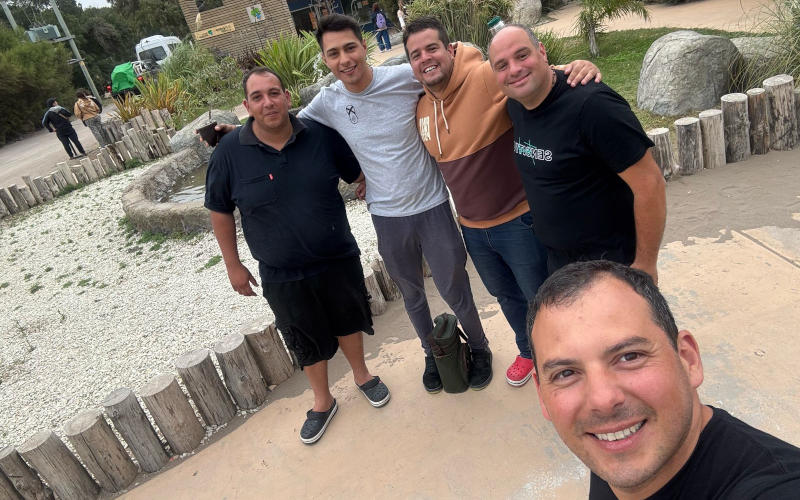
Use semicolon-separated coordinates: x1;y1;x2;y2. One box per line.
135;35;182;66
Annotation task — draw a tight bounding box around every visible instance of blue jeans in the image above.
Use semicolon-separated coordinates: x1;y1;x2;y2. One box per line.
376;29;391;51
461;212;548;359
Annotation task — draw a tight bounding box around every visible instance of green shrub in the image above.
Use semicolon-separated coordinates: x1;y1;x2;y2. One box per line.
0;27;73;145
135;74;185;114
536;29;572;66
406;0;513;51
255;32;322;91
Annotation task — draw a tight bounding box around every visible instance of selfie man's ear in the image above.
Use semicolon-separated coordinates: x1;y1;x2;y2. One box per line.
677;330;704;389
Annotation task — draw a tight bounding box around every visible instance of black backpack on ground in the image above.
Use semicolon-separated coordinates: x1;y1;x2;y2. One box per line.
426;313;471;393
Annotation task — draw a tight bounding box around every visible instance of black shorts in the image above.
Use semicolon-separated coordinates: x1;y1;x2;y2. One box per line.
262;256;374;368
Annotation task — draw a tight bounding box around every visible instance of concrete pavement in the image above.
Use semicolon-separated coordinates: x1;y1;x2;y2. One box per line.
121;148;800;499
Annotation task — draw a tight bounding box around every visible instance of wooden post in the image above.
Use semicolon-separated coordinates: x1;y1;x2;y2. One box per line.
0;446;53;500
92;158;107;178
674;117;704;175
115;140;132;163
22;175;44;204
364;268;387;316
159;109;171;127
63;409;138;493
18;186;36;208
134;115;147;131
0;188;19;215
214;334;269;410
646;128;675;179
141;108;156;130
747;88;770;154
0;468;23;500
370;258;402;300
56;164;78;186
721;93;751;163
32;178;53;201
80;158;99;182
174;349;236;426
698;109;725;170
156;128;172;155
122;135;142;162
0;197;8;219
241;321;295;386
18;431;99;500
102;388;169;473
140;374;204;455
763;74;798;150
50;170;68;190
96;151;112;175
42;176;59;197
8;185;30;212
106;144;124;169
69;166;88;185
151;108;165;129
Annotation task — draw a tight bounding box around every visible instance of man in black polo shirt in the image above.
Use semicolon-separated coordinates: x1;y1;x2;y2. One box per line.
528;261;800;499
205;67;390;445
488;25;666;283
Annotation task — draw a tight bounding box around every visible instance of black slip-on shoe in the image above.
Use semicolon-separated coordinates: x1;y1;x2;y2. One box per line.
423;355;443;393
300;399;337;445
469;348;493;390
357;376;391;407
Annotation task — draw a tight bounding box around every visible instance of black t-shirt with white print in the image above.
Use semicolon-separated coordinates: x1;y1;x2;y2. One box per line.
506;70;653;263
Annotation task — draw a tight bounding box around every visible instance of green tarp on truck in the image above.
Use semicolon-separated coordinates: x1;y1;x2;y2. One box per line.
111;62;137;94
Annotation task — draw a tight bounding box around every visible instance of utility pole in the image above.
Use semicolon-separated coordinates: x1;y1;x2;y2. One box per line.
1;0;18;30
49;0;99;97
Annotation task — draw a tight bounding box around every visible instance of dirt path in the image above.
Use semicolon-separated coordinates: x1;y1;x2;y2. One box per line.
538;0;773;36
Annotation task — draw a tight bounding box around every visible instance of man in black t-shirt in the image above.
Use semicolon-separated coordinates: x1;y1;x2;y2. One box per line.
488;25;666;284
527;260;800;499
205;67;390;445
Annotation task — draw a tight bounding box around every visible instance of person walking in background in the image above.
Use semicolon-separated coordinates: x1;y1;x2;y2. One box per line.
42;97;86;160
74;90;108;147
397;0;406;30
372;3;392;52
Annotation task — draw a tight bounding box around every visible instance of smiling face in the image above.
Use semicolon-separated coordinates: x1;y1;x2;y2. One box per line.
243;72;291;135
321;29;372;93
405;28;455;95
531;276;708;497
488;26;551;110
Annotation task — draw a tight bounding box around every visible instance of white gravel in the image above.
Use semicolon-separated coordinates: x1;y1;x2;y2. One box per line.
0;167;378;448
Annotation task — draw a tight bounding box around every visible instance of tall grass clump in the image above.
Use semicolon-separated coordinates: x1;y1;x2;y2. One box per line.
135;74;185;113
729;0;800;92
407;0;513;51
255;32;322;91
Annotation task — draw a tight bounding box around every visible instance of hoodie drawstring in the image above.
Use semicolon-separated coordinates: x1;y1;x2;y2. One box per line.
432;99;450;158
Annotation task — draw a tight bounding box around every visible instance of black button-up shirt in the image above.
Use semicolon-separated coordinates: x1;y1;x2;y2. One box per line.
205;115;362;283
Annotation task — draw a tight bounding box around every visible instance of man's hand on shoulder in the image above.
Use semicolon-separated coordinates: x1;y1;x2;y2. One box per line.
226;262;259;296
559;60;602;87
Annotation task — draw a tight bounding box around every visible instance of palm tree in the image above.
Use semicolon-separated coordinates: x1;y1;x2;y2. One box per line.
576;0;650;57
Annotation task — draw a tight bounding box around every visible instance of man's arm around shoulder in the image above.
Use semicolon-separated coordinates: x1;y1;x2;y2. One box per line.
618;150;666;284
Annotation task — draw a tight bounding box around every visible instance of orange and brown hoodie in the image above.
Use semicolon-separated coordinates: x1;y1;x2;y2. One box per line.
415;43;528;228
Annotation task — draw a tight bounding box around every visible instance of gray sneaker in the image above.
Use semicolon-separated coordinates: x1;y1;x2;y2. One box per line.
357;376;391;407
300;399;337;444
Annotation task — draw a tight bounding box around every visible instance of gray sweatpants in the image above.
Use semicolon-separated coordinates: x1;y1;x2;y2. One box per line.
372;201;489;355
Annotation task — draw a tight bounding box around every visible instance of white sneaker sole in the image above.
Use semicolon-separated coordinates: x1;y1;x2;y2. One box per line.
300;402;338;444
359;387;391;408
506;371;533;387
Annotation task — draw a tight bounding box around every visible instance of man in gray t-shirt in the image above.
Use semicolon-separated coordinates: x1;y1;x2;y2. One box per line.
307;14;492;392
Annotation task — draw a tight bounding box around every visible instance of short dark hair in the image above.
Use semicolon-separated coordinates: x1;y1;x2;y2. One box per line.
403;16;450;59
76;90;87;99
46;97;57;107
316;14;362;49
527;260;679;368
241;67;285;97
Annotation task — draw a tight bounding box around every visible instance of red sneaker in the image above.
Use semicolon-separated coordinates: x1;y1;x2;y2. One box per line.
506;355;534;387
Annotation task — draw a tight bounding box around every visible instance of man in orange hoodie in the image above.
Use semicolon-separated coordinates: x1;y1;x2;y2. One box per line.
404;17;600;387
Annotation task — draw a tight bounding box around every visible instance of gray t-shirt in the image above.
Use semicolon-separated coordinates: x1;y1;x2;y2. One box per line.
299;64;448;217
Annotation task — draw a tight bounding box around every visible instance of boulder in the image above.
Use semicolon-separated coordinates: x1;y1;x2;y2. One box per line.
299;72;337;106
637;31;741;116
731;36;785;85
512;0;542;27
169;109;239;163
380;54;408;66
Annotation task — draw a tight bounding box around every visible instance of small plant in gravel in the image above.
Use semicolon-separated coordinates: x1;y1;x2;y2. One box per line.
44;266;52;272
24;273;33;281
125;158;143;170
77;278;92;287
29;284;43;294
197;255;222;272
0;282;9;289
57;183;85;197
62;281;73;288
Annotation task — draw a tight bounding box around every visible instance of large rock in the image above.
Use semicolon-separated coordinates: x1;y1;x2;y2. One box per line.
637;31;741;116
299;72;337;106
169;109;239;163
512;0;542;27
731;36;784;86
